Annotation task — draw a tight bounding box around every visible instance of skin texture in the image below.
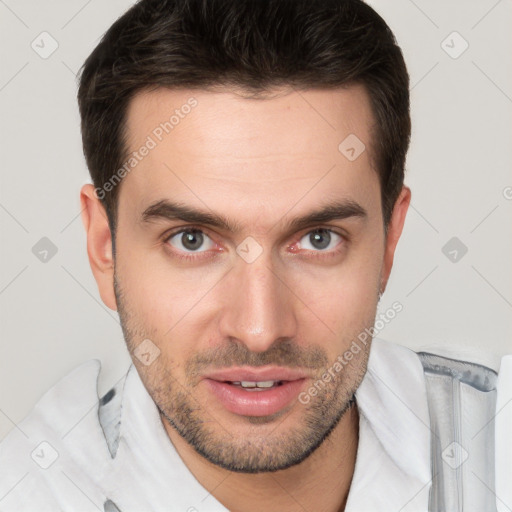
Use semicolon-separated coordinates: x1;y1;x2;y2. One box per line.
81;84;411;512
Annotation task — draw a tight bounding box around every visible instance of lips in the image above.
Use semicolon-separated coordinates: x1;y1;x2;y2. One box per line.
203;367;309;383
202;367;309;417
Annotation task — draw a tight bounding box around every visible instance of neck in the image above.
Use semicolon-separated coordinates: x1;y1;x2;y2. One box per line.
162;401;359;512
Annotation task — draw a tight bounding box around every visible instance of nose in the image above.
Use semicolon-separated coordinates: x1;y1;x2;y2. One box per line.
217;250;298;353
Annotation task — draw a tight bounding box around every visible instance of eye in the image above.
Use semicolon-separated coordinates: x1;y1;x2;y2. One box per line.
166;228;215;253
297;228;343;252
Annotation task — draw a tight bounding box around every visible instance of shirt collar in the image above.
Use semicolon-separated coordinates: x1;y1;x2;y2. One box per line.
345;338;432;511
113;338;432;511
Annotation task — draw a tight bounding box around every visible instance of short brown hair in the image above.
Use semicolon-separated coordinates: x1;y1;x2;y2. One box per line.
78;0;410;244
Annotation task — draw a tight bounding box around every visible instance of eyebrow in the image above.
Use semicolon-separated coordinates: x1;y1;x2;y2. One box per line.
140;198;367;233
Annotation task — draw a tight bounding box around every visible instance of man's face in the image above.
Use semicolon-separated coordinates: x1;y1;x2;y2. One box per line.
111;85;386;472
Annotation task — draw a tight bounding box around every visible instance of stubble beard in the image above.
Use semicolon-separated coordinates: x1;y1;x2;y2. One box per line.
114;271;370;474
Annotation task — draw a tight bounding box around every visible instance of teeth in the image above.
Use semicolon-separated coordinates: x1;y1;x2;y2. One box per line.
231;380;280;389
253;381;276;388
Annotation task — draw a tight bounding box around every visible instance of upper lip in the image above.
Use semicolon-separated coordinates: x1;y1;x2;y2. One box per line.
203;367;310;383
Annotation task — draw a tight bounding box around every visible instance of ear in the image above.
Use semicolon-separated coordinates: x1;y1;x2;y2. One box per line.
80;184;118;311
380;186;411;294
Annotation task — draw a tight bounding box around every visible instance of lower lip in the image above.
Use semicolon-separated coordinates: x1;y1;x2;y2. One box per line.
204;379;306;417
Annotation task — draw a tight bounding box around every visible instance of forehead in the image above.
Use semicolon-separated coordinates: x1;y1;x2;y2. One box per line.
120;85;380;229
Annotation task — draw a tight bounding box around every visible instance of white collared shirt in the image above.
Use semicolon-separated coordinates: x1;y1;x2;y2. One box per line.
0;338;507;511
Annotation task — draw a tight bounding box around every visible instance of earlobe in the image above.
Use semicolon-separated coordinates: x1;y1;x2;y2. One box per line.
80;184;118;311
380;186;411;294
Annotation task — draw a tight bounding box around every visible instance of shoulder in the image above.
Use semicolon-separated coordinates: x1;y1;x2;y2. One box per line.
0;360;122;510
494;353;512;511
369;339;507;511
365;337;426;384
368;337;500;388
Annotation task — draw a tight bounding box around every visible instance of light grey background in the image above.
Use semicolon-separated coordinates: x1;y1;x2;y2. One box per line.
1;0;511;441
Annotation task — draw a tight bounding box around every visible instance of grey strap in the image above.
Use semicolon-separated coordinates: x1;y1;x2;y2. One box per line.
99;383;125;511
98;381;124;459
418;352;498;512
104;499;121;512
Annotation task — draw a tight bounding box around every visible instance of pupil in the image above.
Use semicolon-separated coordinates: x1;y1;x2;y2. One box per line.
182;230;203;251
310;229;330;250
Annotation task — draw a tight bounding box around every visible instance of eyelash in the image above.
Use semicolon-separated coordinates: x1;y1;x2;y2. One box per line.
162;226;348;262
162;227;220;262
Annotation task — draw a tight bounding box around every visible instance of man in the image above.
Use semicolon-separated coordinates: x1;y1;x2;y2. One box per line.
0;0;510;511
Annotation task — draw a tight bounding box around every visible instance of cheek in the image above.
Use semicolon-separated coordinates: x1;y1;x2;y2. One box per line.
116;233;205;311
287;238;383;347
115;246;223;362
294;271;379;335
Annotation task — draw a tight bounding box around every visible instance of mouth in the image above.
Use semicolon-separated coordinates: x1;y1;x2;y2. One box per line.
202;368;309;417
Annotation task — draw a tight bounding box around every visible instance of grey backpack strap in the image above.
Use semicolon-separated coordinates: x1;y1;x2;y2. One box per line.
417;352;498;512
104;499;122;512
98;379;124;459
98;379;126;511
